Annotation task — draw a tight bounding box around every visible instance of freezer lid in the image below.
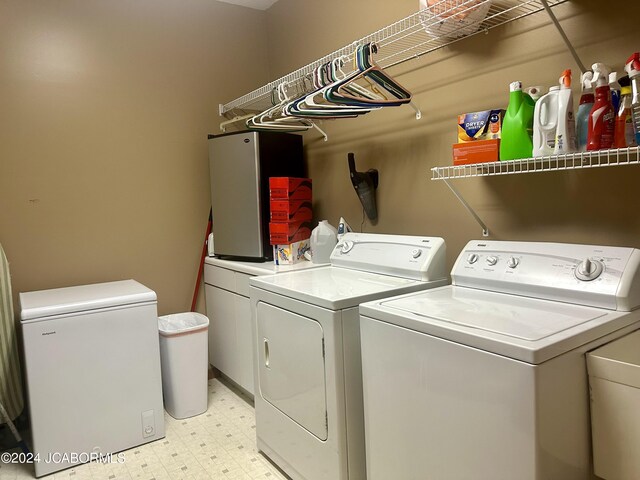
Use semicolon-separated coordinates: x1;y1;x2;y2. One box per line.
250;266;442;310
19;279;156;322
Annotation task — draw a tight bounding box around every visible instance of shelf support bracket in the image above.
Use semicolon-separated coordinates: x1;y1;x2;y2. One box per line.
540;0;587;73
436;172;489;237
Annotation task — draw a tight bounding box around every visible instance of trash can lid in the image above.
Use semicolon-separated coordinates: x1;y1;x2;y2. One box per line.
158;312;209;337
587;330;640;389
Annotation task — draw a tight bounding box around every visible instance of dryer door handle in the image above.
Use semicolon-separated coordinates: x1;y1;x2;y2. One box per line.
264;338;270;368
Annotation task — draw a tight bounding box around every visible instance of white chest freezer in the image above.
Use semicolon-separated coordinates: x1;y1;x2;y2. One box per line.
20;279;165;477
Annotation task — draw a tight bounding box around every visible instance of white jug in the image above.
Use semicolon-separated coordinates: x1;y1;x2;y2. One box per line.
304;220;338;264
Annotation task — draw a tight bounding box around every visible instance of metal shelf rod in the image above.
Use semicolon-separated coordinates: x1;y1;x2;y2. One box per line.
219;0;569;117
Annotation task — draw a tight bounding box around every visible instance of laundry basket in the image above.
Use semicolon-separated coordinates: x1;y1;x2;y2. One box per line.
158;313;209;419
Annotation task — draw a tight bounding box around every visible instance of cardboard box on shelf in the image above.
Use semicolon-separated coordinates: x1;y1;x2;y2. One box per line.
457;110;505;143
453;139;500;165
269;177;312;200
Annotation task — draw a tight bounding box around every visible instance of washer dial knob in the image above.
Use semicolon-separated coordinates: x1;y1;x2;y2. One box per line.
486;255;498;266
575;258;604;281
411;248;422;259
467;254;479;264
507;257;519;269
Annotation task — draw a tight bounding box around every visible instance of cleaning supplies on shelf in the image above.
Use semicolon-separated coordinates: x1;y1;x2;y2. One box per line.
533;86;560;157
500;81;535;161
609;71;622;114
614;76;636;148
576;71;595;152
624;52;640;146
554;69;577;154
457;110;504;142
587;63;615;151
524;86;544;102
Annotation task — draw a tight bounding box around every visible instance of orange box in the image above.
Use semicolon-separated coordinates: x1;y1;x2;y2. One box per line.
453;139;500;165
270;199;313;223
269;221;312;245
269;177;312;200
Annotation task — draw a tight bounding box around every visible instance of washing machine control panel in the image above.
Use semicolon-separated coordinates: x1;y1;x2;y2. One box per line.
451;240;640;311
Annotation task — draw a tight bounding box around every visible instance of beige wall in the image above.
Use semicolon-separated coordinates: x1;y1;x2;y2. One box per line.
0;0;271;315
3;0;640;319
266;0;640;270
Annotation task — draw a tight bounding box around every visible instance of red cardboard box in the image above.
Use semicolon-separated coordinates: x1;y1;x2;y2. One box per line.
270;199;313;223
269;177;312;200
269;221;312;245
453;139;500;165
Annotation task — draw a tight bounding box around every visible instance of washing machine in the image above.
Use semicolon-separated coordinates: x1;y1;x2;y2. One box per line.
249;233;448;480
359;240;640;480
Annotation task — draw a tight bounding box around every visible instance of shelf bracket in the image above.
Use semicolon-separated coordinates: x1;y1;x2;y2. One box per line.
540;0;587;73
436;172;489;237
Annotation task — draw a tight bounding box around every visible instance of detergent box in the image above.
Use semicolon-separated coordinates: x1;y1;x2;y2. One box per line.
270;199;313;223
457;109;505;143
453;139;500;165
269;221;312;245
269;177;312;200
273;238;310;265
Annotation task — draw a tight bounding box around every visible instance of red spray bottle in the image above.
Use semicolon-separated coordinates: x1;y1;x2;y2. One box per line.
587;63;615;151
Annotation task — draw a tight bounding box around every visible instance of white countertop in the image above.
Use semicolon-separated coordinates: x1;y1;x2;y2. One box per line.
204;256;325;276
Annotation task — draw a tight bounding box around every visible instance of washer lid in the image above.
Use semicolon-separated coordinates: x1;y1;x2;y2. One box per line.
19;279;156;322
250;266;444;310
360;286;635;364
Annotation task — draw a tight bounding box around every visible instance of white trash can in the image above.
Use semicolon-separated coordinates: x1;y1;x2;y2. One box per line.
158;312;209;419
587;330;640;480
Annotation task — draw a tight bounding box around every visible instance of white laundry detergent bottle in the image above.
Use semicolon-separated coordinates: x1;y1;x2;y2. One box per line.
305;220;338;264
532;86;560;157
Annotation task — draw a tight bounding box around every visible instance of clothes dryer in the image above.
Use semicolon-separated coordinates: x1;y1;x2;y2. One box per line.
249;233;448;480
359;240;640;480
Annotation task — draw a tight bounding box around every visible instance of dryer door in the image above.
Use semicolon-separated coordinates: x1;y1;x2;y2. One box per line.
256;302;328;440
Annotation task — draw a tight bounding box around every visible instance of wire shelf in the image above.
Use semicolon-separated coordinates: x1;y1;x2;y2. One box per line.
220;0;569;117
431;147;640;180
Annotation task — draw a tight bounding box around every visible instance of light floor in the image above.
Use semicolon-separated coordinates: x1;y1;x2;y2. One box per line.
0;379;289;480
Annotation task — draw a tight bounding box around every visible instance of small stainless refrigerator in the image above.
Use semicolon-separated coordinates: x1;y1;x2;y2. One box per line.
208;131;304;261
19;279;165;477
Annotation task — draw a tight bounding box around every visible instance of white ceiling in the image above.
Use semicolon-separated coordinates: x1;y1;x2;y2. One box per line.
216;0;279;10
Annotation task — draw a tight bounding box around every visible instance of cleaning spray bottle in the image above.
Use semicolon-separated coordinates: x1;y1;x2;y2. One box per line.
609;71;622;114
587;63;615;151
614;76;636;148
554;69;576;154
500;81;535;160
576;71;594;151
624;52;640;146
533;86;559;157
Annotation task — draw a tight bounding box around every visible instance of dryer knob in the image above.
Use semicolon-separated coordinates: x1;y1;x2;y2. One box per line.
467;253;479;264
341;241;355;254
486;255;498;266
575;258;604;281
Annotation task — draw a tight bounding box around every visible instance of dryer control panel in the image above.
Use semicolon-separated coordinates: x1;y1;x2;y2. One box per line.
330;233;447;282
452;241;640;311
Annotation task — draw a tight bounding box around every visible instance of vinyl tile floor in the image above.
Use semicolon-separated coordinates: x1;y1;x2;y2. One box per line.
0;378;289;480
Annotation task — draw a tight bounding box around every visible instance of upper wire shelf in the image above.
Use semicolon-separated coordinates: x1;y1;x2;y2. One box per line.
220;0;569;118
431;147;640;180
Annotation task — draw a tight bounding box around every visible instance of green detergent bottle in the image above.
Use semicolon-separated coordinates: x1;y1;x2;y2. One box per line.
500;81;535;160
